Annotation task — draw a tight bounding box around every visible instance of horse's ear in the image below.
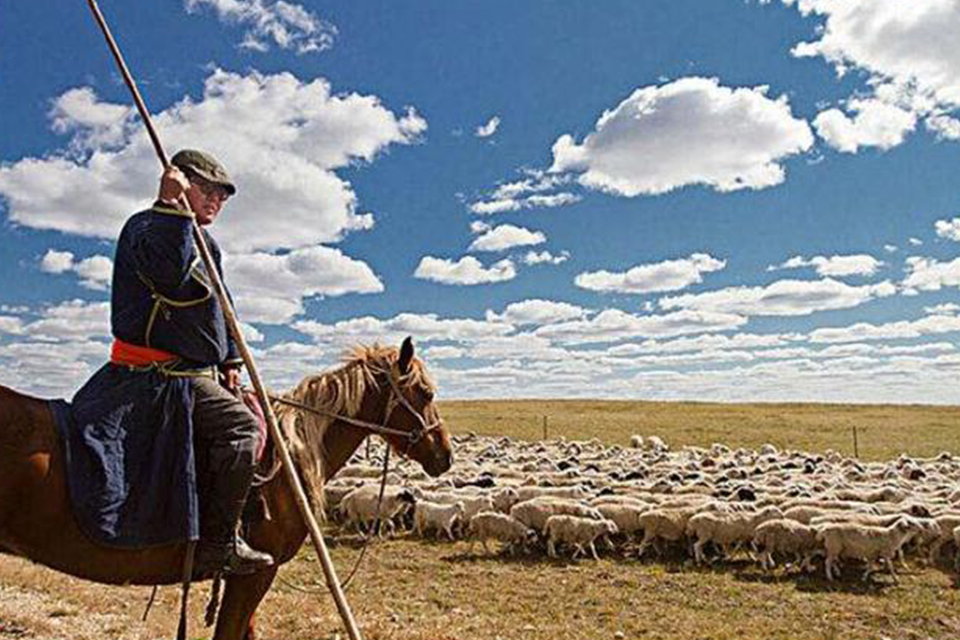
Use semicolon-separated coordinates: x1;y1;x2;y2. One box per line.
398;336;415;374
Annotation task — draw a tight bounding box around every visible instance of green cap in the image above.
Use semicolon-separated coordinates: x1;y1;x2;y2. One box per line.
171;149;237;195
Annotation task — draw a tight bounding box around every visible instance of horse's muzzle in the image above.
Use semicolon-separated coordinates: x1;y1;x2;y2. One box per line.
424;448;453;477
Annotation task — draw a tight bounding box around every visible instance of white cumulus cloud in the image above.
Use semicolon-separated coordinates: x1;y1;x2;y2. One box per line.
809;313;960;344
534;308;747;345
813;98;917;153
475;116;501;138
413;256;516;286
0;69;426;254
902;256;960;293
487;299;588;326
184;0;337;54
771;254;882;277
39;249;114;291
549;77;813;196
468;224;546;252
293;312;513;346
576;253;726;295
226;246;384;324
788;0;960;147
469;192;580;215
935;217;960;241
659;278;896;317
523;250;569;265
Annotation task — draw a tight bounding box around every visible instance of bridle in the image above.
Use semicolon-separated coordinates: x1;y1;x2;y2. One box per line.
264;366;444;456
259;365;444;591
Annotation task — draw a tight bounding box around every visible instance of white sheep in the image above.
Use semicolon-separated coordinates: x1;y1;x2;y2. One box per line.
415;490;495;526
595;503;648;538
686;506;784;565
923;514;960;563
953;525;960;578
467;511;537;555
492;487;520;513
510;497;602;532
635;506;699;558
809;512;939;568
544;515;619;560
515;485;588;503
646;436;667;452
414;501;465;540
783;505;877;525
338;485;415;536
752;519;822;572
759;444;779;457
817;517;925;582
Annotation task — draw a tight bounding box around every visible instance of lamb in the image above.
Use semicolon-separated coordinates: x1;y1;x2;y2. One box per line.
817;517;926;582
338;485;416;536
685;506;784;565
510;497;603;532
414;500;465;540
467;511;537;555
752;519;822;572
544;515;619;560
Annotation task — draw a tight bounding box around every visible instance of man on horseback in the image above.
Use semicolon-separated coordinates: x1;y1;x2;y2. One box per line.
102;149;273;576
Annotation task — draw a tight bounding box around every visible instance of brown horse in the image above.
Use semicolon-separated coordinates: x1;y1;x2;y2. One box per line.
0;337;453;639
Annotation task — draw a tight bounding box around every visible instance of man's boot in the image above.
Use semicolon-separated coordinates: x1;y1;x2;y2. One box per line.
195;533;274;577
194;459;274;577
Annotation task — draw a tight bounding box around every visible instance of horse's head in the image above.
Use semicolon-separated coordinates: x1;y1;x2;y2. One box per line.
378;337;453;477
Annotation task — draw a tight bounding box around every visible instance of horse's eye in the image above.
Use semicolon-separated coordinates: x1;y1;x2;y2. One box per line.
423;390;435;403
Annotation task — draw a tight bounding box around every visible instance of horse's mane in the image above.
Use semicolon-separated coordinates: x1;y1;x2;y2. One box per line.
272;344;435;520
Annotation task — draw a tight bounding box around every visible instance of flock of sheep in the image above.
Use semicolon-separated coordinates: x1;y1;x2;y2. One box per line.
323;433;960;584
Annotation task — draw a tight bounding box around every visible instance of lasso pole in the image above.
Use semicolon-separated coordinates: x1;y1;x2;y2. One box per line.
82;2;363;639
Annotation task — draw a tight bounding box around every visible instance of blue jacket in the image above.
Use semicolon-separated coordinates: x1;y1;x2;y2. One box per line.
111;203;241;367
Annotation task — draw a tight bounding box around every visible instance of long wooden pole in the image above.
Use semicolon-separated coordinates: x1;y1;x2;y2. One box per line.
83;2;363;639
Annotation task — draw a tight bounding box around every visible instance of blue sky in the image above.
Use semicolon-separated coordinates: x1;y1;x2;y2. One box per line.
2;0;960;403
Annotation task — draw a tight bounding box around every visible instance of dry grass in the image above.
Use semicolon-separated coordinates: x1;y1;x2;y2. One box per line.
3;399;960;639
439;399;960;462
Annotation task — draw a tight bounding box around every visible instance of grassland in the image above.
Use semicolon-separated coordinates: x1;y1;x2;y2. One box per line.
2;399;960;640
439;399;960;462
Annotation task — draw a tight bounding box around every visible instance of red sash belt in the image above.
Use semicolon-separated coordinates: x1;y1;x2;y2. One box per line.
110;338;178;367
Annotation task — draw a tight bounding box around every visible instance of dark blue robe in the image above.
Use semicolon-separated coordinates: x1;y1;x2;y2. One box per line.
53;203;240;548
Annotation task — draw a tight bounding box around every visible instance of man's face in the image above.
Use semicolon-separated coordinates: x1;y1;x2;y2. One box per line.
185;174;231;226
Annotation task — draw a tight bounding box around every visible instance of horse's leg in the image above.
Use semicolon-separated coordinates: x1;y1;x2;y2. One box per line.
213;566;279;640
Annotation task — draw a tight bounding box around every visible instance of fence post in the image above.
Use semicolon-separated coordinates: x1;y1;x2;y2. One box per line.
852;425;859;458
542;415;548;440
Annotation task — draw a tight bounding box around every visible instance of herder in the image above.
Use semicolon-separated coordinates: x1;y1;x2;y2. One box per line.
67;149;274;576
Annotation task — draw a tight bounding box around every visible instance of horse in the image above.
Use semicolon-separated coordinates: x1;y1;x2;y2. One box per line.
0;337;453;639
